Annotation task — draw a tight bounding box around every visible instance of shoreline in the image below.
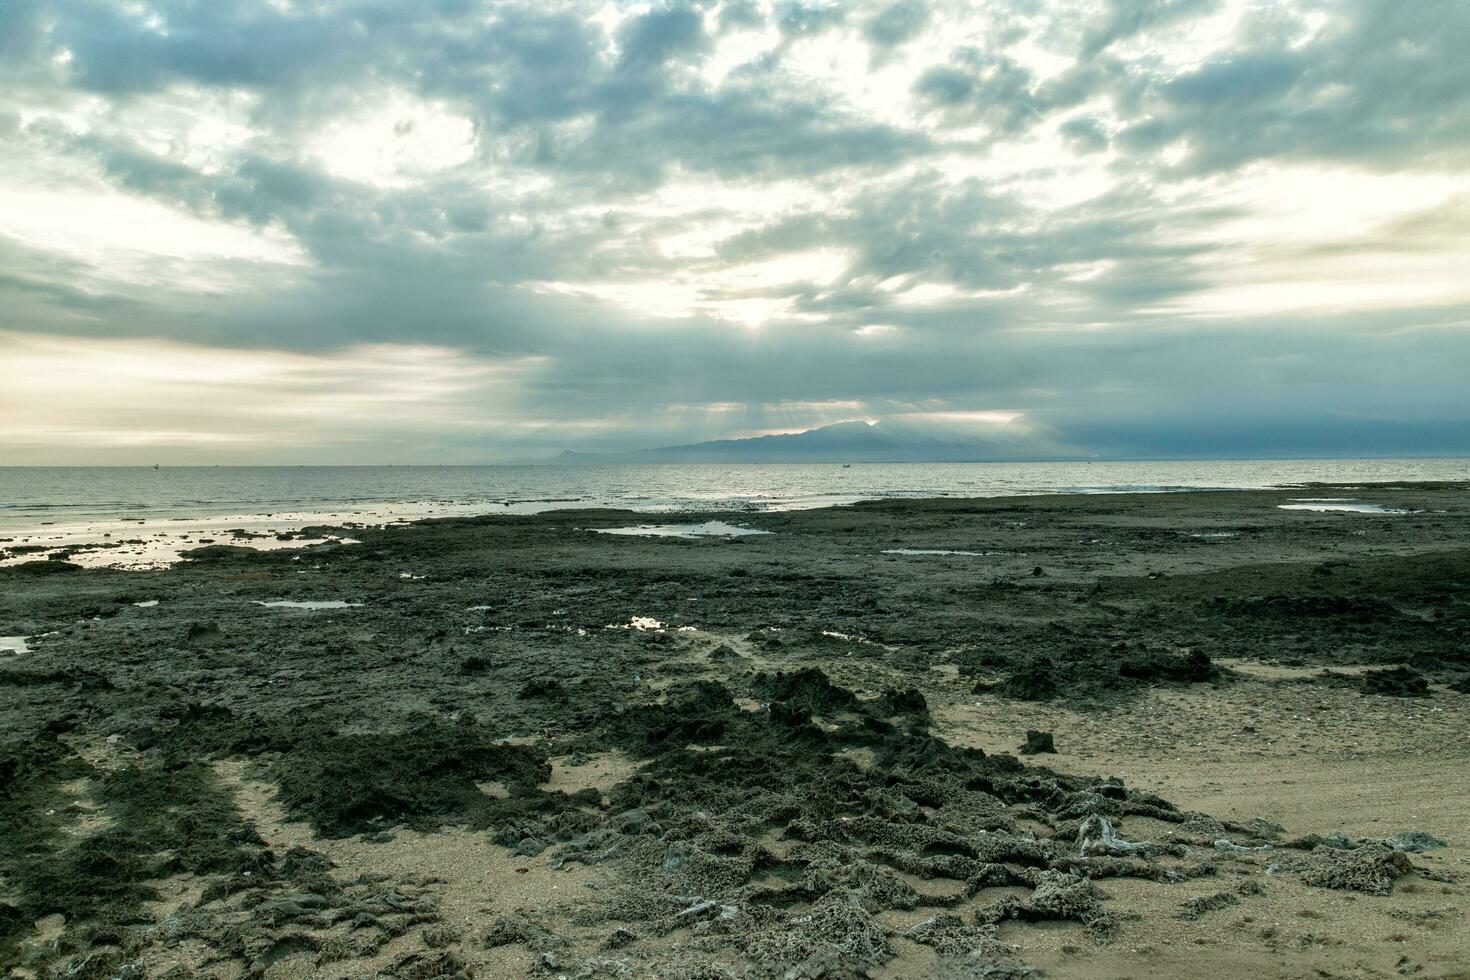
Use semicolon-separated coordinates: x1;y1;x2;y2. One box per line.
3;477;1466;571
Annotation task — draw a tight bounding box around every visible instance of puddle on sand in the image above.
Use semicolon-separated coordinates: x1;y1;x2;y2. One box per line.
605;616;667;631
595;521;771;539
0;636;30;654
882;548;987;556
252;600;363;610
1278;499;1412;514
0;530;361;572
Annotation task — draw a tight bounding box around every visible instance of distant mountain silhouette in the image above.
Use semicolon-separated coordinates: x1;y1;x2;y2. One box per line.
546;420;1001;463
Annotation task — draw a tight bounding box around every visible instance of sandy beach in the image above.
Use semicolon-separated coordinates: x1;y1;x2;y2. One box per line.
3;484;1468;978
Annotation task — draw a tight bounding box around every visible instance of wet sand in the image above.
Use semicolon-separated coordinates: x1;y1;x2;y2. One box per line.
2;484;1468;978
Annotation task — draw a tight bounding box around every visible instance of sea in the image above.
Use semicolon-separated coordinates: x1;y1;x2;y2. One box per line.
1;459;1466;568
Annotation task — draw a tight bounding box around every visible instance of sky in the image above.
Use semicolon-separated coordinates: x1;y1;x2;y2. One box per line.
0;0;1467;463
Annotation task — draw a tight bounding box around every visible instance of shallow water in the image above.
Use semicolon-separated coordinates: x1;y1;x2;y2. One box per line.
881;548;987;556
595;521;771;538
0;527;356;572
3;460;1463;569
252;600;363;610
4;459;1464;534
1278;500;1411;514
0;636;30;654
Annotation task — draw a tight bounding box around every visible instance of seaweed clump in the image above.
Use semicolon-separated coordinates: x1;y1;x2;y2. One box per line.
488;670;1299;977
271;717;559;838
0;734;269;973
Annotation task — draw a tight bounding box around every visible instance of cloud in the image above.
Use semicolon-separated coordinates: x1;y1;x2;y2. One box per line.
1059;115;1110;153
618;4;709;71
864;1;929;50
1078;0;1221;58
1113;1;1470;175
0;0;1466;462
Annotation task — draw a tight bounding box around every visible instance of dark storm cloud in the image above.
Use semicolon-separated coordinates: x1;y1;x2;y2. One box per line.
0;0;1467;460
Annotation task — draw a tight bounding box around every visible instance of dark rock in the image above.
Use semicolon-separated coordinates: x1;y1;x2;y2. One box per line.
7;560;83;575
603;927;639;950
874;687;929;718
518;678;566;700
184;622;223;644
752;668;859;714
1358;666;1430;698
1020;731;1056;755
707;644;745;661
1118;648;1217;683
1177;891;1239;920
768;701;813;728
180;545;259;562
979;660;1061;701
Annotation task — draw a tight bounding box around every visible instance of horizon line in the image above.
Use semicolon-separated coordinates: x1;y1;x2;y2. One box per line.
4;453;1470;469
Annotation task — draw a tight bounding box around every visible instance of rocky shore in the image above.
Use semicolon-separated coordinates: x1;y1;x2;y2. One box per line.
2;484;1468;978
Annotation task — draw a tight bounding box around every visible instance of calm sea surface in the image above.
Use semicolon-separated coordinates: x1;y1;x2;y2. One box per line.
3;459;1467;537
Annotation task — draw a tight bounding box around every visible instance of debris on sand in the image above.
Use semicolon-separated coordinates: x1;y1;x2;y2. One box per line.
483;912;566;953
745;891;892;974
1377;831;1448;853
976;870;1114;937
1075;815;1150;857
1287;847;1418;895
1282;830;1447;854
1177;891;1241;920
907;914;1041;976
